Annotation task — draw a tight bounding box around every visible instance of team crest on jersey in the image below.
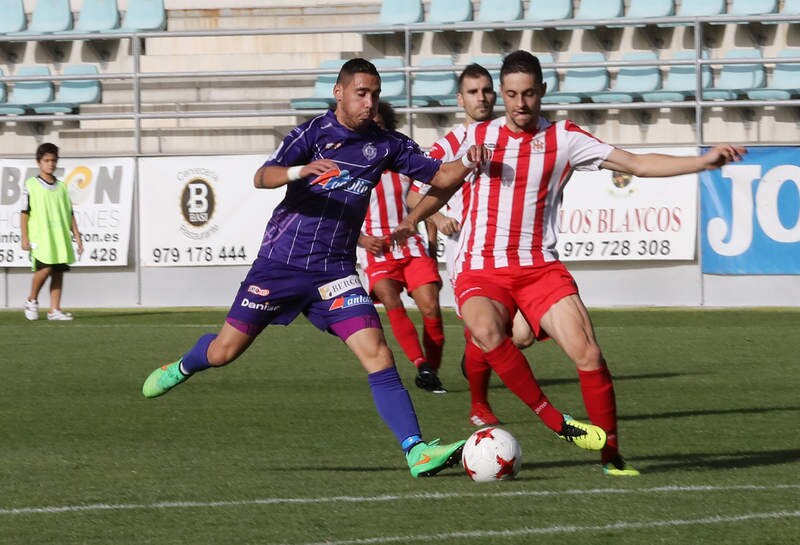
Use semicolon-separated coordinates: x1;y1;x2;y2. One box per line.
531;138;546;152
362;142;377;160
329;293;372;310
311;168;371;195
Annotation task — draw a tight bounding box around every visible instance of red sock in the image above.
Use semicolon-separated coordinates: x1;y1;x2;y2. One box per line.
484;338;563;432
464;339;490;406
386;307;424;365
578;365;619;464
422;316;444;371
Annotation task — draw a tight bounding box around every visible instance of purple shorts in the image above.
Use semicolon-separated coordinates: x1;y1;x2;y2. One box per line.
226;256;381;339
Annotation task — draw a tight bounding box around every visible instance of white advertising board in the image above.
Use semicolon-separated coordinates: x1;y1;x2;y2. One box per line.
0;157;134;267
556;147;698;261
139;155;285;267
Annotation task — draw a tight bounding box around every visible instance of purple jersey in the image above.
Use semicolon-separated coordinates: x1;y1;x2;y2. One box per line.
260;110;441;272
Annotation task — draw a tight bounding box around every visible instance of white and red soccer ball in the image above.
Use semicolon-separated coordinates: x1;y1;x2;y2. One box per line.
461;427;522;483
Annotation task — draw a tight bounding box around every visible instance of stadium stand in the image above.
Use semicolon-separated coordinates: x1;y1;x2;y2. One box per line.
539;52;558;94
469;53;502;83
60;0;120;34
574;0;624;28
476;0;523;25
18;0;73;35
378;0;423;26
674;0;727;18
427;0;473;25
640;50;712;102
111;0;166;32
626;0;675;24
746;49;800;100
0;0;26;34
728;0;778;16
524;0;573;28
371;57;407;105
0;66;53;113
780;0;800;14
589;51;661;103
290;58;345;110
541;52;608;104
31;64;101;114
703;48;765;100
400;56;457;106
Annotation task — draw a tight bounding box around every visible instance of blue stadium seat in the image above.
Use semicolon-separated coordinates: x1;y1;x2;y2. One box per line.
378;0;423;25
476;0;523;24
641;50;711;102
729;0;778;16
428;0;473;25
0;69;22;114
623;0;674;26
62;0;120;34
0;0;26;34
676;0;726;17
469;54;502;84
541;52;607;104
703;49;764;100
371;57;407;105
112;0;166;32
539;53;558;93
746;49;800;100
574;0;624;29
524;0;573;28
1;66;53;113
32;64;101;113
781;0;800;14
290;59;345;110
398;57;457;106
590;52;661;103
20;0;73;34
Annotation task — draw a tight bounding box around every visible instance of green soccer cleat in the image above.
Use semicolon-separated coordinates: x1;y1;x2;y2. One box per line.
603;457;641;477
142;360;189;398
556;415;607;451
406;438;466;478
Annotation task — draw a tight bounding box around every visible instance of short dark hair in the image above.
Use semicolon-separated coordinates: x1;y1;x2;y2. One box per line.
376;101;397;132
36;142;59;161
458;63;493;92
500;50;543;87
336;58;380;85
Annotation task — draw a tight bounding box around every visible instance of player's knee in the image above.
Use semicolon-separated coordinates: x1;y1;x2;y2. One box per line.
469;324;505;353
512;332;535;350
573;344;603;371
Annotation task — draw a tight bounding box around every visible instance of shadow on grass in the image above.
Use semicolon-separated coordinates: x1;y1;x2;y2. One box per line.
619;405;800;422
485;371;701;391
635;448;800;473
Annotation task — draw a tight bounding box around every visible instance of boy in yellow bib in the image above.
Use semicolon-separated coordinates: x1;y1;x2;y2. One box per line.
20;143;83;321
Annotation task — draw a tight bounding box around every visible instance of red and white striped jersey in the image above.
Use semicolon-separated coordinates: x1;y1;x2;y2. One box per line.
358;170;429;268
455;117;614;273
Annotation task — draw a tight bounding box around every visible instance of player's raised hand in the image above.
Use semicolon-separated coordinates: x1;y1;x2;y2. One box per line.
703;144;746;170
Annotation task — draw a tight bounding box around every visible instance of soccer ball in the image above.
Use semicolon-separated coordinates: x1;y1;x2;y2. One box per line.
461;427;522;483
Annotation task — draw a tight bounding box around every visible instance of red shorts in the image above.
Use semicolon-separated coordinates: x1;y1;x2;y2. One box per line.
363;254;441;294
455;261;578;340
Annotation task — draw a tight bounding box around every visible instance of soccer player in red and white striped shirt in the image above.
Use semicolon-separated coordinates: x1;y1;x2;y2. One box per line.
396;50;745;476
358;102;447;394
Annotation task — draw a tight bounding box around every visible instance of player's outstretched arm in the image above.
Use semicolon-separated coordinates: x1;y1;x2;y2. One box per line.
601;144;746;178
254;159;339;189
407;187;461;236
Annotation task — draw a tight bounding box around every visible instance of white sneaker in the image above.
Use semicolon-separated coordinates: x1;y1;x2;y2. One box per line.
47;309;74;321
24;299;39;321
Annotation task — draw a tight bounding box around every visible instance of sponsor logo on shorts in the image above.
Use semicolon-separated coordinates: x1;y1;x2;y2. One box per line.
247;285;270;297
240;297;280;312
329;293;372;310
317;274;362;300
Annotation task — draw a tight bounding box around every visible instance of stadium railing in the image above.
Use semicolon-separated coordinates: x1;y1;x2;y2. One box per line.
2;11;800;153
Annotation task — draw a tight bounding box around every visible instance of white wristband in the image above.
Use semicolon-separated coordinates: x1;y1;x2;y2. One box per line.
287;165;305;181
461;155;478;169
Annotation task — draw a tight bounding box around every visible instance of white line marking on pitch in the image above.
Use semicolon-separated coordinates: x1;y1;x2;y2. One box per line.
295;511;800;545
1;484;797;516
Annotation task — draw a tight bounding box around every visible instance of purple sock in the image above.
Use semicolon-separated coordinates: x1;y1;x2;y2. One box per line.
179;333;216;375
367;367;422;451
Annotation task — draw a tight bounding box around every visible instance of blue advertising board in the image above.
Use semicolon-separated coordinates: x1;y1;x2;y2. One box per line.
700;147;800;274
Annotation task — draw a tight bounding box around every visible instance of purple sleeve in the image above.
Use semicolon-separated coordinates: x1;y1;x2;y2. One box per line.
386;132;441;185
262;125;313;168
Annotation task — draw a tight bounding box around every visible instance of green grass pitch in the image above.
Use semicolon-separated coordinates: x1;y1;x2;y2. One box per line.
1;308;798;544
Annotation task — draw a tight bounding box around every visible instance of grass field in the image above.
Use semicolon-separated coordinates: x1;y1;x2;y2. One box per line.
1;307;798;545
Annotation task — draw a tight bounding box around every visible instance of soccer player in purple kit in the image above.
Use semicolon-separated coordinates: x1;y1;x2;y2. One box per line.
141;58;482;478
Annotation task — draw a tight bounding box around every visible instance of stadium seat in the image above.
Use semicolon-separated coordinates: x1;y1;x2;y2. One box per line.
623;0;675;26
469;54;503;84
290;59;345;110
61;0;120;34
539;53;558;93
746;49;800;100
395;57;457;106
0;0;26;34
0;66;53;113
703;49;764;100
0;69;23;114
371;57;407;105
112;0;166;32
32;64;101;113
427;0;473;25
640;50;712;102
476;0;523;25
378;0;424;26
19;0;73;34
675;0;726;17
574;0;624;29
541;52;607;104
781;0;800;14
728;0;778;16
589;52;661;103
524;0;573;28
